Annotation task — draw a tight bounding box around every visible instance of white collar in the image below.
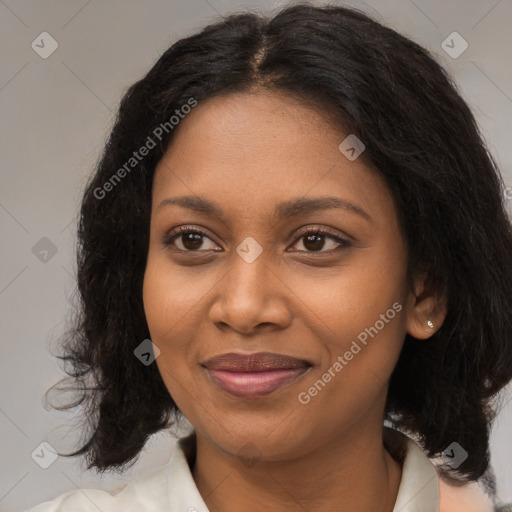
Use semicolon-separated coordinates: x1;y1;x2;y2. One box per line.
385;427;440;511
164;428;440;512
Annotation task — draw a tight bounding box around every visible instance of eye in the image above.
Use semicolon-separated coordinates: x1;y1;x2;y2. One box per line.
288;227;352;253
162;226;220;252
161;226;352;254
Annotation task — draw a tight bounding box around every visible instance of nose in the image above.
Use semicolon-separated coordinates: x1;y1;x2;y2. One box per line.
208;250;293;335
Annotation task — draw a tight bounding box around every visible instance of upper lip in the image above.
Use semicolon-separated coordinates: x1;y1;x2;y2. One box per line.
201;352;312;372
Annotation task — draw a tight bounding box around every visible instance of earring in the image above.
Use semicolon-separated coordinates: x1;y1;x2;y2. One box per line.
427;320;434;330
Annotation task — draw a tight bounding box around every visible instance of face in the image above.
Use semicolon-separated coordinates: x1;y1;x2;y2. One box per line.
143;89;424;462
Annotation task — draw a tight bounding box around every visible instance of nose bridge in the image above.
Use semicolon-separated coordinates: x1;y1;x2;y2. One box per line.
225;241;273;305
210;238;290;332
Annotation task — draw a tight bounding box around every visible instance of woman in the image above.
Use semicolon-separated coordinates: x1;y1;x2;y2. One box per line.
27;3;512;511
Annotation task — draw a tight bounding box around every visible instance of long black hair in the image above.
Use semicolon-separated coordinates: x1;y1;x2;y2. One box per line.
46;2;512;484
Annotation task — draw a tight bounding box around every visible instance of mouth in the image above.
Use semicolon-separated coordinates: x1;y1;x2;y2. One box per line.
201;352;312;398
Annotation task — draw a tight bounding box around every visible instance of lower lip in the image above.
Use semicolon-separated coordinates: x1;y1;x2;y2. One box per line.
205;367;310;398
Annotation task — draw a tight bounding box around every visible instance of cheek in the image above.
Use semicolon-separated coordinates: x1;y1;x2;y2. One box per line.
296;305;405;432
142;253;216;396
289;244;408;391
142;263;172;340
142;259;198;411
142;263;195;390
290;247;407;335
142;254;209;342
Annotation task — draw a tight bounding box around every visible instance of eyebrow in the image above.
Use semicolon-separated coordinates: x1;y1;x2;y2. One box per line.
156;195;371;222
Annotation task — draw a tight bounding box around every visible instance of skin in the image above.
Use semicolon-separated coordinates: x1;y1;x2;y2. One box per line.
143;89;447;512
438;478;495;511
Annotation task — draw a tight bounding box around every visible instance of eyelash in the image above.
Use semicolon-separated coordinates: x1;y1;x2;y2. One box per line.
161;225;352;254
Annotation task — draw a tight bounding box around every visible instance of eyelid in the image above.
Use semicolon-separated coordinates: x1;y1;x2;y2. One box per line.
291;225;352;244
287;226;352;253
161;225;220;249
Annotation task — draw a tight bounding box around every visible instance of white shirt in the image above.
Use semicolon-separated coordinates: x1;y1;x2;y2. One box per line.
26;428;446;511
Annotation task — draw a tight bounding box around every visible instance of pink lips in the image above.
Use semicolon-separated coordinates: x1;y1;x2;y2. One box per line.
201;352;311;398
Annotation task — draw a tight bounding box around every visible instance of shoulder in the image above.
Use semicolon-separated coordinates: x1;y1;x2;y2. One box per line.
25;462;171;512
439;477;496;512
384;427;497;512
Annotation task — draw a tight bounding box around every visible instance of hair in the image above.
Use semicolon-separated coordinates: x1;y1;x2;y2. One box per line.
46;1;512;485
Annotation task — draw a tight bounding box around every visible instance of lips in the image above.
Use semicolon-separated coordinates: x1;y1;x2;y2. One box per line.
201;352;312;398
202;352;311;371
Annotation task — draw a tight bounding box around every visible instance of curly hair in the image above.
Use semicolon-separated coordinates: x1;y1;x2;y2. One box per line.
45;2;512;483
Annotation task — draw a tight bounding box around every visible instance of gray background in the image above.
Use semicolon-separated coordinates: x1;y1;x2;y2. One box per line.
1;0;511;510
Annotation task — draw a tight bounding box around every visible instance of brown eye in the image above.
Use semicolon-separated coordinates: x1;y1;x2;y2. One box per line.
302;233;327;251
162;227;219;252
290;229;351;253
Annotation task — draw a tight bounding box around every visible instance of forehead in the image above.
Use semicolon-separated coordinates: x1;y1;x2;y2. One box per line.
159;89;346;160
151;90;394;227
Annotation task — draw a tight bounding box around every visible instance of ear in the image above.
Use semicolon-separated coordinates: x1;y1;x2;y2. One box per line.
406;270;447;340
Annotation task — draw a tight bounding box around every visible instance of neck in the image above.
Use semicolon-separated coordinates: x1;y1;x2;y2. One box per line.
191;425;402;512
